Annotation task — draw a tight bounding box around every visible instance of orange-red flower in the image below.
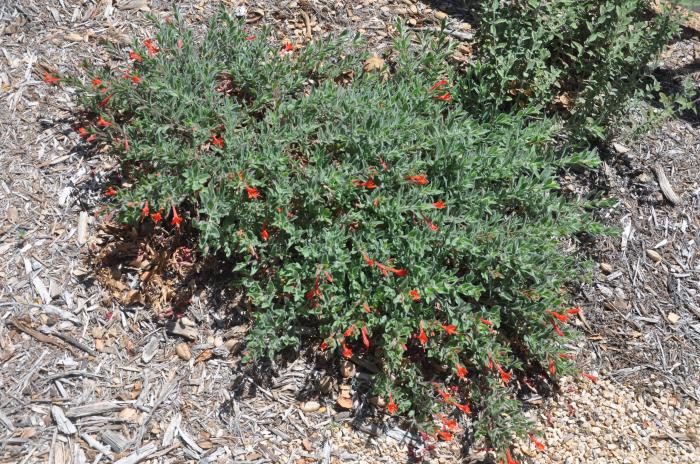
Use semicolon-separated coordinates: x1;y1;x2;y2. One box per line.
261;228;269;241
409;289;420;301
105;186;117;197
246;185;261;199
362;303;371;313
435;92;451;101
548;310;569;322
131;75;141;84
417;322;428;346
211;134;225;148
430;79;448;91
405;174;428;185
171;205;182;228
528;433;546;451
559;353;575;360
453;402;471;414
551;320;564;336
129;51;143;62
97;116;112;127
344;324;356;337
100;94;113;107
497;364;512;384
432;200;446;209
387;392;398;414
341;342;352;359
420;212;438;231
505;450;519;464
283;42;293;51
375;261;407;277
456;363;468;378
92;78;103;87
245;35;256;41
43;72;60;85
581;372;598;382
480;318;493;326
361;326;370;348
436;430;453;442
151;210;163;224
435;387;451;402
567;306;582;315
441;324;457;335
141;200;150;219
548;356;555;375
319;341;329;351
352;177;378;189
438;414;458;431
177;38;183;49
144;39;159;56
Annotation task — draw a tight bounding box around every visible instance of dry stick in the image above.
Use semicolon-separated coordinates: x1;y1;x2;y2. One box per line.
301;10;312;39
652;165;681;205
8;319;78;356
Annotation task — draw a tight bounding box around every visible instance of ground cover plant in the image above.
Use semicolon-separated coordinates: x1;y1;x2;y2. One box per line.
60;5;677;461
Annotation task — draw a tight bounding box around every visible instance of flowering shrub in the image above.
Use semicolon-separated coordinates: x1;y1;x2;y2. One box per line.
70;12;605;460
464;0;680;141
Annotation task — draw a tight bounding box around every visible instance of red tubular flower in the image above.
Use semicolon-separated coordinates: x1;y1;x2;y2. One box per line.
409;289;420;301
261;228;269;241
441;324;457;335
283;42;293;52
105;186;117;197
129;51;143;62
131;75;141;84
375;261;407;277
151;210;163;224
177;38;183;49
548;356;555;375
432;200;446;209
92;78;103;87
344;324;356;337
453;402;471;414
319;341;329;351
171;205;182;228
246;185;261;199
456;363;468;378
559;353;575;360
211;134;225;149
97;116;112;127
361;326;370;348
420;212;439;231
430;79;448;91
363;255;375;267
548;310;569;323
341;342;352;359
124;138;129;152
434;92;452;101
417;322;428;346
581;372;598;382
435;387;451;402
245;35;256;41
439;415;458;431
497;364;512;384
551;320;565;336
567;306;582;315
144;39;159;56
528;433;546;451
43;72;60;85
352;177;378;189
405;174;428;185
436;430;453;442
362;303;371;314
100;94;113;107
78;127;90;138
505;450;519;464
480;318;493;326
387;392;398;414
141;200;150;219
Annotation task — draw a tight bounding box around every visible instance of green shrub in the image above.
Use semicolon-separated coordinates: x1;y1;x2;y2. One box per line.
70;12;604;460
463;0;680;141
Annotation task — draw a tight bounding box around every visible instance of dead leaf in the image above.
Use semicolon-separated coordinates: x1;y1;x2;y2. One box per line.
117;408;139;422
363;55;385;73
195;348;213;364
667;312;680;324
